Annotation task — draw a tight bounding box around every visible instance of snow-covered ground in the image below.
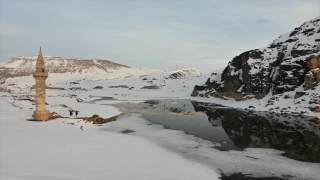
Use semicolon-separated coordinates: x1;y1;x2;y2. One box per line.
0;101;220;179
1;67;319;179
0;91;221;180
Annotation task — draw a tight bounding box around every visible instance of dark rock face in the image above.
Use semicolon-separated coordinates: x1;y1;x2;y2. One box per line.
193;16;320;100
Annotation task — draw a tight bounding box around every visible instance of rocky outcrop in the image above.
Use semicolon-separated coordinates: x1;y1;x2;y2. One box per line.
192;16;320;100
304;55;320;90
306;55;320;69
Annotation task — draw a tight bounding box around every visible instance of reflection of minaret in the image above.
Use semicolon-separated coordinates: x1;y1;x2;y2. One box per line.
33;47;51;121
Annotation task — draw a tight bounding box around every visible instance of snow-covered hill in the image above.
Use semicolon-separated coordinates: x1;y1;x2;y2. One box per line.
0;56;130;83
192;16;320;99
190;16;320;116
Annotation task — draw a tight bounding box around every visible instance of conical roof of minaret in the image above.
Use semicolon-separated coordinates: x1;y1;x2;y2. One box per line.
38;47;44;62
36;47;45;72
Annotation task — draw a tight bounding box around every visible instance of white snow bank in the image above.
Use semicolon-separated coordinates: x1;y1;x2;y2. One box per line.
0;95;220;180
0;118;219;180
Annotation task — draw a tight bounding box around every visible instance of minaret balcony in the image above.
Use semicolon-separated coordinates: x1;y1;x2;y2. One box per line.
33;72;48;79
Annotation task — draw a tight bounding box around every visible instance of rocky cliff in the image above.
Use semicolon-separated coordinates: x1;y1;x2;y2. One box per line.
192;16;320;100
0;56;130;83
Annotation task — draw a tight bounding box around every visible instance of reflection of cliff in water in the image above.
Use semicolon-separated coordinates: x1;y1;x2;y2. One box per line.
191;101;320;162
110;99;319;162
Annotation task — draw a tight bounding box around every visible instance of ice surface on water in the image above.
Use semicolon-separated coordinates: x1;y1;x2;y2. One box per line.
104;113;320;179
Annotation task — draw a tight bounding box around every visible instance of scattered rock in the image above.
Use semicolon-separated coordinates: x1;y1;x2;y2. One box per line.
76;98;83;102
284;95;291;99
82;114;118;124
86;114;105;124
60;104;69;108
294;91;307;99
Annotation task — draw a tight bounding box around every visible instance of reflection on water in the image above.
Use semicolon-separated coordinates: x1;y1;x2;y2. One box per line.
109;99;320;162
192;101;320;162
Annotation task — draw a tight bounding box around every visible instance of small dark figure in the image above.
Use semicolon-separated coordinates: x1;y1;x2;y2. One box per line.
42;68;44;72
75;111;78;117
69;111;73;116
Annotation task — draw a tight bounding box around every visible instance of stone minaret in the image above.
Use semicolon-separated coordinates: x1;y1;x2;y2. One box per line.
33;48;51;121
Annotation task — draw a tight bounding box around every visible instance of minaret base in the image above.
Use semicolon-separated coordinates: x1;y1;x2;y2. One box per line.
33;110;52;121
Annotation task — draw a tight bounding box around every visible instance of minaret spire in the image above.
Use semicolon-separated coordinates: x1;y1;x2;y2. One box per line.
36;47;45;72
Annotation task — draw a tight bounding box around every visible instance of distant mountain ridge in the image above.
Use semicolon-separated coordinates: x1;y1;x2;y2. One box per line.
0;56;130;83
192;16;320;100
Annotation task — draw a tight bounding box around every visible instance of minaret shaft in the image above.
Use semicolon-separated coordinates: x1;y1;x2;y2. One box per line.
35;79;47;111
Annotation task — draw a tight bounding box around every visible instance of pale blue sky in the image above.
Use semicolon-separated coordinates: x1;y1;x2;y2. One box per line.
1;0;319;71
